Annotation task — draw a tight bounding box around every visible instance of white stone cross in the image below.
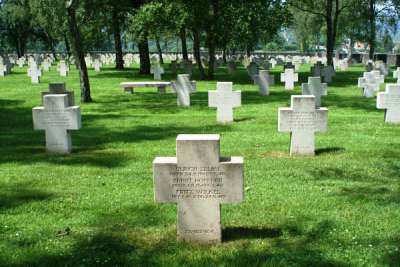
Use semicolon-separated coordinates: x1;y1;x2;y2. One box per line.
358;72;380;98
208;82;241;123
150;64;164;80
153;134;244;244
280;68;298;90
256;70;274;96
28;66;41;84
94;59;102;72
59;61;68;77
172;74;196;107
32;94;81;153
302;77;328;107
393;67;400;84
377;84;400;123
278;95;328;155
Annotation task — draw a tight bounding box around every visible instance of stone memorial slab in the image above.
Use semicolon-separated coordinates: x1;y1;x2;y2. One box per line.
377;84;400;123
153;134;244;244
208;82;241;123
280;68;298;90
302;77;327;107
256;70;274;96
278;95;328;155
32;94;81;153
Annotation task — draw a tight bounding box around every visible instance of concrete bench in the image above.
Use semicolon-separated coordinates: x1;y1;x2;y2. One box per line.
120;81;197;94
120;82;172;94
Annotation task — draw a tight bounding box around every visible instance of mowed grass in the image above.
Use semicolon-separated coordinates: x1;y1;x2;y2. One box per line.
0;61;399;267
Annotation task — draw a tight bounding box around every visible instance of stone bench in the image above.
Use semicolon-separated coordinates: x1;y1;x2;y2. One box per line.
120;80;197;94
120;82;172;94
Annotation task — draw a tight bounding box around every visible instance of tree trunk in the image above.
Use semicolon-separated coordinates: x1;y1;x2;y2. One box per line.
138;38;150;74
112;9;124;70
207;29;216;80
180;27;189;61
222;47;227;64
66;5;92;103
156;37;164;64
325;0;334;66
65;34;71;58
368;0;376;60
246;47;251;57
193;28;205;79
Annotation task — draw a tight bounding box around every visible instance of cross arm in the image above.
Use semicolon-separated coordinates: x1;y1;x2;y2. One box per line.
232;91;242;108
377;92;388;109
280;73;285;82
32;107;46;130
219;156;244;204
278;108;292;132
315;108;328;132
66;106;82;130
153;157;178;203
208;91;218;108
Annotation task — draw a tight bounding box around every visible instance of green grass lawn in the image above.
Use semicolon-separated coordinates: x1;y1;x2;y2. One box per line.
0;62;399;267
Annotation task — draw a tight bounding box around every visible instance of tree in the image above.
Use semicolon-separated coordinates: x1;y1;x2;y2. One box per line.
0;0;34;57
290;0;352;67
66;0;92;102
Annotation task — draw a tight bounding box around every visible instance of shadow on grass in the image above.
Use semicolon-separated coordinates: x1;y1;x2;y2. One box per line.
315;147;345;155
4;217;350;267
223;226;282;241
0;182;54;211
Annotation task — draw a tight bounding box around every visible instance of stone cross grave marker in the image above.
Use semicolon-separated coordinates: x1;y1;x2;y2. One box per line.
393;67;400;84
270;58;277;69
311;61;324;77
247;62;259;83
59;61;68;77
150;64;164;80
358;72;380;98
377;84;400;123
173;74;196;107
28;66;41;84
42;83;75;106
153;134;244;244
278;95;328;155
256;70;275;96
321;66;335;83
302;77;327;107
94;59;102;72
280;68;298;90
208;82;241;123
32;94;81;153
366;60;374;72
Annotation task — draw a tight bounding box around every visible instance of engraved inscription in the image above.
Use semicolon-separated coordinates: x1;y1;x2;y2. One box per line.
388;95;400;106
44;110;70;127
169;166;225;200
289;112;316;129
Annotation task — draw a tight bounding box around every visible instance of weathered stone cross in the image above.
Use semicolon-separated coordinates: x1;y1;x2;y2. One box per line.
280;68;298;90
358;72;380;98
302;77;328;107
208;82;241;123
42;83;75;106
321;66;335;83
279;95;328;155
377;84;400;123
153;134;244;244
150;64;164;80
33;94;81;153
